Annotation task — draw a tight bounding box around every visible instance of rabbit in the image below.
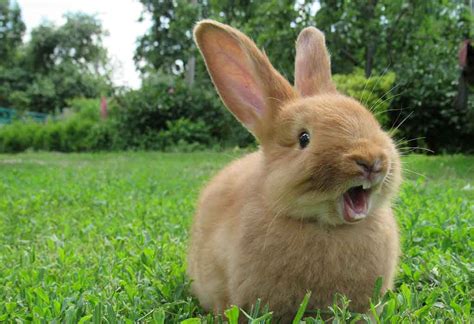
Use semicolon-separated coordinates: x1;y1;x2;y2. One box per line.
187;19;402;322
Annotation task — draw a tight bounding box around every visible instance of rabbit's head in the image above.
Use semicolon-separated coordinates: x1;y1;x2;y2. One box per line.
194;20;401;225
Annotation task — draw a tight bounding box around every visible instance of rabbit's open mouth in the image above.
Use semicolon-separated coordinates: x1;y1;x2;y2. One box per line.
342;185;371;223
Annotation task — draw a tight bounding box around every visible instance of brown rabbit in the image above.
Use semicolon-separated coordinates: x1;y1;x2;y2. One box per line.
187;20;402;321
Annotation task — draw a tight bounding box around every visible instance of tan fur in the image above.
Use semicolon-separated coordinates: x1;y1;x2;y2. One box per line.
188;20;402;321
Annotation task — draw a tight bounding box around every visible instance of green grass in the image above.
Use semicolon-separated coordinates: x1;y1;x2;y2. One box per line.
0;152;472;323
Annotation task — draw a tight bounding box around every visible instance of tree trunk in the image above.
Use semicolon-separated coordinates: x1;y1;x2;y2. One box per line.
185;0;198;87
365;43;375;78
364;0;378;78
186;56;195;86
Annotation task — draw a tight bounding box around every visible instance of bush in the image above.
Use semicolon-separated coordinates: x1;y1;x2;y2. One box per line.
114;75;254;150
0;121;39;152
390;54;474;153
0;88;227;153
67;97;101;121
0;97;125;153
157;118;213;152
333;69;396;128
33;121;62;151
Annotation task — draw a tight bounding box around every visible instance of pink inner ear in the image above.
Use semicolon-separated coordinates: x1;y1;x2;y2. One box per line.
295;32;319;97
295;27;335;96
295;57;314;97
196;25;273;132
229;79;265;114
217;49;265;115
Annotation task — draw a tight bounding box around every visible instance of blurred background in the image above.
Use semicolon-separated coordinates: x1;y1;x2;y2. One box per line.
0;0;473;154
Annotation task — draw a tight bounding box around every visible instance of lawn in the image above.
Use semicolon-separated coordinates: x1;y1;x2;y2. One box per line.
0;152;472;323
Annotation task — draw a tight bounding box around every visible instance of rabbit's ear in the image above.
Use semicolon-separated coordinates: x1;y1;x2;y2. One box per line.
194;20;295;139
295;27;337;97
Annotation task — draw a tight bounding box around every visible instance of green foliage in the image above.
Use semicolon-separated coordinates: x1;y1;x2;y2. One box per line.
389;17;474;153
0;121;38;152
391;68;474;153
157;118;212;152
0;98;123;152
135;0;305;80
0;87;251;153
25;13;108;73
114;76;254;150
135;0;199;75
68;97;102;121
225;305;240;324
0;0;25;62
0;152;472;322
292;291;311;323
0;6;112;113
333;69;396;128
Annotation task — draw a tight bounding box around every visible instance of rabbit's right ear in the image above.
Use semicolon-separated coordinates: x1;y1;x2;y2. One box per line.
295;27;337;96
194;20;295;140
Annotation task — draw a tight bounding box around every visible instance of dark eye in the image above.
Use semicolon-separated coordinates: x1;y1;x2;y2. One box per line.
299;131;310;148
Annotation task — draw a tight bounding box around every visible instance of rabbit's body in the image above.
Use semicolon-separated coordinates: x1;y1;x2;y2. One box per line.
188;20;402;319
188;150;399;316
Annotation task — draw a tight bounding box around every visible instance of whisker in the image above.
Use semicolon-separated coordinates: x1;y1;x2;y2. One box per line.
368;83;402;113
359;71;372;107
370;92;403;115
363;64;391;107
401;167;426;178
373;107;405;118
395;137;426;146
388;104;411;136
389;110;414;135
398;147;434;154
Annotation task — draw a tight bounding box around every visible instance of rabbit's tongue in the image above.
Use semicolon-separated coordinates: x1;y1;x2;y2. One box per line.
343;186;369;223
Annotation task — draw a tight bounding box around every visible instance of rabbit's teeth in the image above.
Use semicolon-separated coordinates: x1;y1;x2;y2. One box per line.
362;181;372;190
352;212;367;220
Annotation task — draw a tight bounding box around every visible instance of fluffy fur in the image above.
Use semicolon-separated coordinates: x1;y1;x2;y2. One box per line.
187;20;402;321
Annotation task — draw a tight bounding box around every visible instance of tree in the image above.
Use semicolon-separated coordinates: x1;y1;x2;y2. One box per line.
0;0;26;108
135;0;201;78
22;13;112;112
25;13;109;75
0;11;113;112
0;0;25;64
135;0;309;84
313;0;473;152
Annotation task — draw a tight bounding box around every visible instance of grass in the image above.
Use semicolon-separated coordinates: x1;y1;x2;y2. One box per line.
0;152;472;323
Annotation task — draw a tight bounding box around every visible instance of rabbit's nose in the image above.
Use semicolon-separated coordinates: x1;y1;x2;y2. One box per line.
355;158;382;175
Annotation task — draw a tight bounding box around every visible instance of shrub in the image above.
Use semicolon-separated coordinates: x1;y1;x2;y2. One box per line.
114;75;254;150
390;53;474;153
157;118;213;151
67;97;102;121
88;121;126;151
60;118;95;151
34;122;62;151
333;69;396;128
0;121;39;152
0;97;125;153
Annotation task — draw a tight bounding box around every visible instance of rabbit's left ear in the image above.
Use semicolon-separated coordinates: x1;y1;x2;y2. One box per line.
194;20;295;141
295;27;337;96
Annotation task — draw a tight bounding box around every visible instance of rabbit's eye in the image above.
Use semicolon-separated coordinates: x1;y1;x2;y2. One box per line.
299;131;310;148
